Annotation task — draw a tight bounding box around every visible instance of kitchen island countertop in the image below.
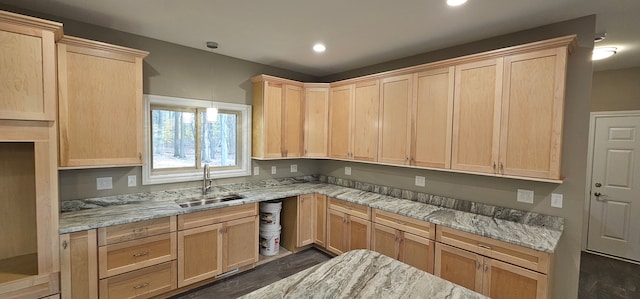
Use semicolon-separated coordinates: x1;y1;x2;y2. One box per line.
239;249;488;299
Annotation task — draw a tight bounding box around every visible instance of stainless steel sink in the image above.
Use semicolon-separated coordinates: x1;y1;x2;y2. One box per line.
176;193;245;208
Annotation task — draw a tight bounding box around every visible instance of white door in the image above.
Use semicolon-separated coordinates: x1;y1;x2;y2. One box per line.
587;115;640;262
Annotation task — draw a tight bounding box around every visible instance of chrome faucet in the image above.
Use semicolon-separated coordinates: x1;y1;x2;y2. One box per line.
203;163;213;194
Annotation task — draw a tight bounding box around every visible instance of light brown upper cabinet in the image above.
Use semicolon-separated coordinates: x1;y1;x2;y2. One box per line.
328;80;379;161
57;36;148;168
252;75;303;159
328;84;353;159
378;75;412;165
303;84;329;157
412;67;455;168
499;48;568;179
0;11;62;121
452;38;573;180
451;58;504;174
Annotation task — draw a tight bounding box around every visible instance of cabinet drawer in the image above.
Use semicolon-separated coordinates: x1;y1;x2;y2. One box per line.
99;261;176;299
328;198;370;220
99;233;176;279
372;209;435;239
178;203;258;230
436;225;551;273
98;216;176;246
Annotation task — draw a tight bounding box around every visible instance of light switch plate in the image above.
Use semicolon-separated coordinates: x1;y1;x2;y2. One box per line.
290;164;297;173
415;176;426;187
551;193;563;208
517;189;534;204
345;167;351;176
97;177;113;190
127;175;136;187
254;166;260;176
271;166;277;175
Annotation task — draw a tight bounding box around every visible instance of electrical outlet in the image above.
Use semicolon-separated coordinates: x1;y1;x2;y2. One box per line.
551;193;563;208
415;176;426;187
127;175;136;187
97;177;113;190
517;189;534;204
254;166;260;176
345;167;351;176
290;164;297;173
271;166;277;174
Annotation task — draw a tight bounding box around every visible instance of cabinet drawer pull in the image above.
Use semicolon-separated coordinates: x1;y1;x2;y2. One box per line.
132;228;148;234
476;261;481;270
395;220;405;225
133;251;149;257
478;244;492;250
133;282;150;289
483;264;488;272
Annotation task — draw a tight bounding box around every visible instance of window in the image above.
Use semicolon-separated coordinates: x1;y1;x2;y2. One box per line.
143;95;251;185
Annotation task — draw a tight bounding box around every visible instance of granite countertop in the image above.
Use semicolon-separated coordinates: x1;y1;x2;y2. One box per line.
59;176;563;253
239;249;487;299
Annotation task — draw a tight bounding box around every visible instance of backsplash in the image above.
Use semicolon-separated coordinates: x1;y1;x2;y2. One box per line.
319;175;564;231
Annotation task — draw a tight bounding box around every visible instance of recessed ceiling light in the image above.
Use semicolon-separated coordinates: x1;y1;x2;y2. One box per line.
313;43;326;53
447;0;467;6
592;47;617;60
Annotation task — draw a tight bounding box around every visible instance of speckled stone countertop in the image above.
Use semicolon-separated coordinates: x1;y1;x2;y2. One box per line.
240;249;487;299
59;176;563;252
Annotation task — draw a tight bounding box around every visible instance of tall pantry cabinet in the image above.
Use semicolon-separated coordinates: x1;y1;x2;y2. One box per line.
0;10;62;298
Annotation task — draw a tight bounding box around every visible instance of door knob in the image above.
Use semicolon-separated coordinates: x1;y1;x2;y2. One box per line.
594;192;602;197
595;182;602;187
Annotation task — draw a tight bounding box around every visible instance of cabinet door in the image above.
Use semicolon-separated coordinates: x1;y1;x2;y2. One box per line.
326;209;347;255
352;80;379;162
57;37;147;167
348;215;371;251
283;84;303;157
372;223;399;260
177;223;223;287
263;82;284;158
297;194;315;247
60;230;98;299
0;14;60;121
451;58;503;174
435;243;483;293
328;85;353;159
223;215;258;272
412;67;454;168
500;48;567;179
304;87;329;157
401;233;434;274
379;74;412;165
314;194;327;247
483;258;548;299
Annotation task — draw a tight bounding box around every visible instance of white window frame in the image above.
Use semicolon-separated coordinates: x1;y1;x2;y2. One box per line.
142;94;252;185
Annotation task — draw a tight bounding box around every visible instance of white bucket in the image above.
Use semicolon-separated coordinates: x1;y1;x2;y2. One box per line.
259;201;282;227
259;225;281;256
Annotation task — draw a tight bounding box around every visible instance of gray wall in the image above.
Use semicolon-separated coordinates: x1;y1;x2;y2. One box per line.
319;16;596;299
592;66;640;111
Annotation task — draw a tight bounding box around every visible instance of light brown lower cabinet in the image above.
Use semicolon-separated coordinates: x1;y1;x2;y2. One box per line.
435;243;547;299
326;209;370;255
314;194;327;248
60;230;98;299
371;223;435;273
177;203;258;288
99;261;176;299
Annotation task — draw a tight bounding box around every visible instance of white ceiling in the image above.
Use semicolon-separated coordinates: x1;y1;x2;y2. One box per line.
3;0;639;76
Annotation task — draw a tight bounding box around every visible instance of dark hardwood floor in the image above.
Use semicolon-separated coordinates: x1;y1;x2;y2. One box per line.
170;248;639;298
170;249;331;299
579;251;640;299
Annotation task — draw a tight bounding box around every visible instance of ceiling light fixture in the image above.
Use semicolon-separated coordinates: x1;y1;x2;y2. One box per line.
447;0;468;6
313;43;326;53
592;47;617;60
